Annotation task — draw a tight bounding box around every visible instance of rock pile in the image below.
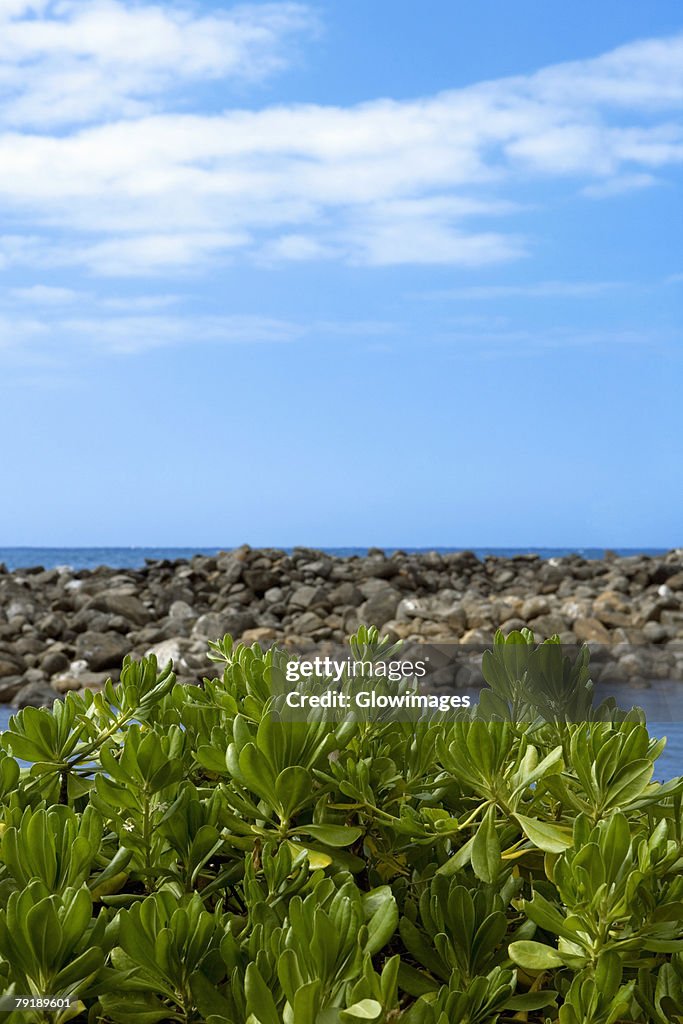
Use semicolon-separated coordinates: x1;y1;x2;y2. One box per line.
1;546;683;706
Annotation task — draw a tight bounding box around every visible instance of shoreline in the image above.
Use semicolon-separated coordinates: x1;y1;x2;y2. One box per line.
0;545;672;573
1;545;682;706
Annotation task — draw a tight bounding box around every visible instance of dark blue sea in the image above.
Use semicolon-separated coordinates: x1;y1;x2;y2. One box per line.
0;546;670;572
0;546;680;778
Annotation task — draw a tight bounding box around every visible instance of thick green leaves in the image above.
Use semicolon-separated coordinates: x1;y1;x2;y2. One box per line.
508;940;565;970
0;628;680;1024
471;806;500;883
515;812;572;853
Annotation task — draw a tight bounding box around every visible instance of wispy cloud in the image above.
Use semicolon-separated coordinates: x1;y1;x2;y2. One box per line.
0;292;401;356
0;12;681;276
437;325;682;355
581;172;659;197
0;1;317;128
9;284;85;304
420;280;627;301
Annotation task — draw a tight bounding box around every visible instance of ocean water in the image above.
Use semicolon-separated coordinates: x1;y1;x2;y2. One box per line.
0;546;671;572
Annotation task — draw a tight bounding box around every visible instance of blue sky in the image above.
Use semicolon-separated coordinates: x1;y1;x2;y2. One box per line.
0;0;681;548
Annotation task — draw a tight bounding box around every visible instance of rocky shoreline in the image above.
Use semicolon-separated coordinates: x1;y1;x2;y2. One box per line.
1;546;683;707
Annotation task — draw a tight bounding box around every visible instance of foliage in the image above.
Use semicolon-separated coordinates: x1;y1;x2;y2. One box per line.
0;627;681;1023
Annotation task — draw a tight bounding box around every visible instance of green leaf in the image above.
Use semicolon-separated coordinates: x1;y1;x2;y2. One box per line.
275;766;313;820
508;940;564;971
362;886;398;955
506;990;558;1010
515;813;572;853
603;760;654;810
340;999;382;1022
396;962;439;996
522;891;570;938
239;743;278;803
471;806;500;883
245;962;280;1024
292;979;321;1024
436;835;473;875
292;824;362;847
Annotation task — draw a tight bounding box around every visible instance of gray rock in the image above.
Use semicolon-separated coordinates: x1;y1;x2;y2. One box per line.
0;656;24;678
361;588;401;627
358;556;398;580
41;649;71;676
521;595;550;620
358;578;396;600
168;600;197;622
216;553;244;582
528;615;567;638
13;681;57;709
88;590;151;625
665;571;683;591
243;569;279;595
328;582;363;607
36;612;67;637
499;617;527;633
75;631;130;671
573;617;611;644
145;638;187;669
192;609;256;640
53;670;110;693
0;676;24;701
290;611;325;634
299;559;333;579
289;585;327;610
6;599;35;620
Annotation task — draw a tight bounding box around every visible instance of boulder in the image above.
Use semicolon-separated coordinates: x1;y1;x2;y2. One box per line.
88;590;151;625
243;569;280;595
241;626;278;645
192;609;256;640
361;587;401;627
53;670;110;693
573;617;611;644
168;600;197;622
289;585;328;610
75;631;130;671
145;637;186;669
521;595;550;620
13;681;57;709
40;649;71;676
0;676;24;701
0;656;24;679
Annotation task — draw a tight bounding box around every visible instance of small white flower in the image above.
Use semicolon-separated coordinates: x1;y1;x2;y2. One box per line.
123;819;135;832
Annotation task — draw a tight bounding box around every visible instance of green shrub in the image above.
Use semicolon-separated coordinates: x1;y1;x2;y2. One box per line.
0;628;681;1023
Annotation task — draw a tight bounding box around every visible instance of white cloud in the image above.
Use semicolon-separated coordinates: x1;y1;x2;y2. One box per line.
0;313;50;349
421;280;626;300
0;305;396;358
0;16;681;275
437;325;682;354
259;234;339;262
9;283;84;304
581;173;658;198
75;231;250;275
100;293;183;311
60;313;307;353
0;1;317;128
